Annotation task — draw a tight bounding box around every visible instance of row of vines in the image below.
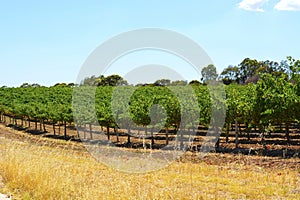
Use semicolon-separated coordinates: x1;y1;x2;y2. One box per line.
0;73;299;149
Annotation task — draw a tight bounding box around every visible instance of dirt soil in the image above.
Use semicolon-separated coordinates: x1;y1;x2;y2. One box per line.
0;123;299;171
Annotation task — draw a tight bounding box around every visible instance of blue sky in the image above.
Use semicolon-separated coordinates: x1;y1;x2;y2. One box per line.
0;0;300;86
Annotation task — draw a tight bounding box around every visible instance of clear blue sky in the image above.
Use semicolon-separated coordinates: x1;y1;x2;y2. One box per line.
1;0;300;86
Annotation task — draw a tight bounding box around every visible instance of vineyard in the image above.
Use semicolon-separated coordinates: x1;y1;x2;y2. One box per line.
2;2;300;198
0;73;299;157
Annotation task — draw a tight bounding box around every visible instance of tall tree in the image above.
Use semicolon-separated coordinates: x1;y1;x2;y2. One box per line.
237;58;260;84
201;64;218;83
219;65;239;85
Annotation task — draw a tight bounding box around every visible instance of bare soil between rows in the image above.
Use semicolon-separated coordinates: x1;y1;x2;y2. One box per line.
0;123;299;171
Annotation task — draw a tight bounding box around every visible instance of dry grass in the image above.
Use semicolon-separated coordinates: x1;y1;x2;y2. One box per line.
0;136;299;199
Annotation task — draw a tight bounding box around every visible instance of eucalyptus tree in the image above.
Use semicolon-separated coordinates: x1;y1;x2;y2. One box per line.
201;64;218;84
219;65;239;85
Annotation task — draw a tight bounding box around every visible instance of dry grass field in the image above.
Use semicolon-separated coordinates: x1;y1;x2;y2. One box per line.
0;124;299;200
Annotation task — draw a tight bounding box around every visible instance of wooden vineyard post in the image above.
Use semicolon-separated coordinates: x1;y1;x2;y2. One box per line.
235;119;239;149
165;126;169;145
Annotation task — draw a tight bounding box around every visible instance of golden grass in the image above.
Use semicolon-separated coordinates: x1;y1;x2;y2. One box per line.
0;136;299;199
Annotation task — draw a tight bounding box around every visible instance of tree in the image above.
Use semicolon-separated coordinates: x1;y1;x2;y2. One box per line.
201;64;218;83
20;83;31;88
101;75;128;86
82;75;128;86
219;65;239;85
53;83;68;87
154;79;171;86
20;83;41;88
82;75;98;86
237;58;260;84
170;80;187;86
189;80;202;85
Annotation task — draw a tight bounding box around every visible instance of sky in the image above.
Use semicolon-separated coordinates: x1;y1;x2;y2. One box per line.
0;0;300;86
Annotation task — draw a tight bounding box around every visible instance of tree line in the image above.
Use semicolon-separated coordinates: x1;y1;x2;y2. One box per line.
219;56;299;85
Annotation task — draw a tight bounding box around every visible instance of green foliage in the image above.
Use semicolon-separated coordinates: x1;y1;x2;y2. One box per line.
220;56;296;85
82;74;128;86
0;72;299;139
201;64;218;83
219;65;239;85
256;74;298;125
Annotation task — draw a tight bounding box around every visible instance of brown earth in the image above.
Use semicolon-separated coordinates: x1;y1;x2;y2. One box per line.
0;123;299;171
